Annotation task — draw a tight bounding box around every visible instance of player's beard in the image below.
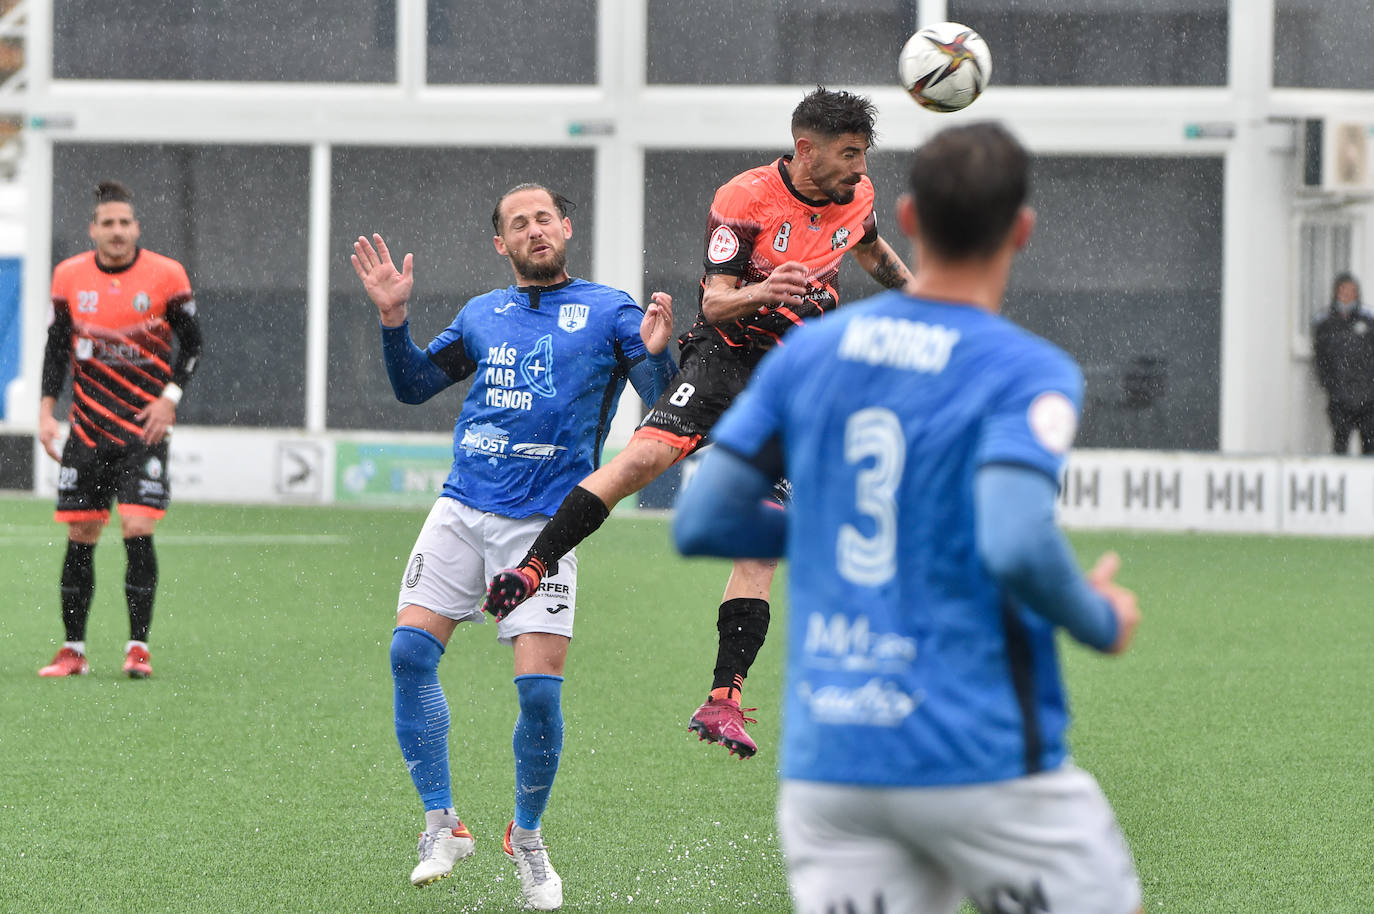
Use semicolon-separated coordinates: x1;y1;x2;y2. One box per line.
510;245;567;284
826;180;859;205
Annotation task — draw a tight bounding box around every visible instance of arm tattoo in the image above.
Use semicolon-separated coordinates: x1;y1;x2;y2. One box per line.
869;249;909;289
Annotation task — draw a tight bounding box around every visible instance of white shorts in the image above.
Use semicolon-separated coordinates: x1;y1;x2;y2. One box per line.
397;497;577;645
779;765;1141;914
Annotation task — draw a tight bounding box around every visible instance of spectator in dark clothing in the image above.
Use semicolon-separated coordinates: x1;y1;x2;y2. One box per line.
1313;272;1374;454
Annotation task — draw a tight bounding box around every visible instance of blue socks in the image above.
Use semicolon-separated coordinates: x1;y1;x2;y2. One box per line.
393;626;564;829
391;626;452;811
512;674;564;831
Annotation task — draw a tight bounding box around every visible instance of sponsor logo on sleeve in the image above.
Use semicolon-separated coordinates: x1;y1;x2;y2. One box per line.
707;225;740;264
1028;391;1078;455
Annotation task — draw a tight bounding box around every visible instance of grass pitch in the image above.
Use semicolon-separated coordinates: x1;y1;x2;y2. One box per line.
1;496;1370;912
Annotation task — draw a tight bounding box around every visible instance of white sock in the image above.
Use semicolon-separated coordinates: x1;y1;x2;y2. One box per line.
64;641;86;655
125;640;149;653
511;824;542;846
424;808;459;832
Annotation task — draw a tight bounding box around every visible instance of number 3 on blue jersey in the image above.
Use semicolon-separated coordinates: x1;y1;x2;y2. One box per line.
837;407;905;586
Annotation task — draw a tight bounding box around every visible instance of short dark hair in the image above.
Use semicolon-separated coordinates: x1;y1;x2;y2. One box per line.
1333;271;1360;299
491;183;575;233
791;86;877;145
92;180;134;220
907;122;1029;260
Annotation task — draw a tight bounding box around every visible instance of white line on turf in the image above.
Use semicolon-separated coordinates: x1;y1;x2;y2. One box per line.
0;533;350;546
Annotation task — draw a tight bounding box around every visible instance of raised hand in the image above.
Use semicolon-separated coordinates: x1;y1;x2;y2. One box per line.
351;233;414;327
641;291;674;355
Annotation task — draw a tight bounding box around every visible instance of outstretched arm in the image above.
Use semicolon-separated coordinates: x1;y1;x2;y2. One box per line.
627;291;677;405
850;234;913;291
975;463;1139;654
353;233;458;403
673;445;786;559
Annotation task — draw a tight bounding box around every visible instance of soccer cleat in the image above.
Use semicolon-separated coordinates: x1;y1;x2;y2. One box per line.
122;644;153;679
38;647;89;678
504;821;563;910
410;822;475;886
482;565;541;621
688;696;758;759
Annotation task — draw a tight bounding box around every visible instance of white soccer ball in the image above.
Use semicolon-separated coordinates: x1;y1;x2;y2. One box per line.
898;22;992;113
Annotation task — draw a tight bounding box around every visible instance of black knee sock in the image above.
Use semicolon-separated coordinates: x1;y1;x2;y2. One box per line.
711;598;770;694
522;485;610;574
124;536;157;643
60;540;96;643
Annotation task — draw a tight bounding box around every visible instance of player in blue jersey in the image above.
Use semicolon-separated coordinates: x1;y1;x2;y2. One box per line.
483;88;914;761
674;123;1143;913
351;183;675;911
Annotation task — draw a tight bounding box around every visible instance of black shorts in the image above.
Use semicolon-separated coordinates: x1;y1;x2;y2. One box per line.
55;435;171;523
636;339;757;455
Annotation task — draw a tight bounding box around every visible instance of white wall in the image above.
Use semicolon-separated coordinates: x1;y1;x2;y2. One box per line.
6;0;1374;459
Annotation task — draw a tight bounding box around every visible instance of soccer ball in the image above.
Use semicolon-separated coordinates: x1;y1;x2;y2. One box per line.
898;22;992;113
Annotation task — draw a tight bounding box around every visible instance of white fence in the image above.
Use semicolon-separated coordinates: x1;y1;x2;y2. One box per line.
30;431;1374;537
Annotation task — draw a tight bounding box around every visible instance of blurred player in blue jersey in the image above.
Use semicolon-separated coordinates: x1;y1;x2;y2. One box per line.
351;184;675;911
674;123;1143;914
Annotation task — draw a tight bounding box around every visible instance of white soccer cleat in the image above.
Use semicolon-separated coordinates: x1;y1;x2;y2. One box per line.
409;823;475;886
504;821;563;910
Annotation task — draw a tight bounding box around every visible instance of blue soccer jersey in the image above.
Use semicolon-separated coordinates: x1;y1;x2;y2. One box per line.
404;278;658;518
710;290;1085;788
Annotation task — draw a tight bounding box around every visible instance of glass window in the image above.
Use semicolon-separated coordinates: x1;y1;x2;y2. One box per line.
1275;0;1374;89
646;149;1223;451
647;0;917;85
52;143;312;427
426;0;597;84
328;146;595;431
949;0;1227;87
959;153;1224;449
53;0;395;82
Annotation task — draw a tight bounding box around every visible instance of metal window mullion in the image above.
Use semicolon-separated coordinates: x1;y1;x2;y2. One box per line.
305;142;331;432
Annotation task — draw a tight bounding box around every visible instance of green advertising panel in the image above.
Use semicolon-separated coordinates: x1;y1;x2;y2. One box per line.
335;441;452;505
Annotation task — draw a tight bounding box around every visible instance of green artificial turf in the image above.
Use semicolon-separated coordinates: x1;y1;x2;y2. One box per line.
1;497;1369;912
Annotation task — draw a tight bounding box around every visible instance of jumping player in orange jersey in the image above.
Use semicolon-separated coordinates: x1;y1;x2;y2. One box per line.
485;87;914;758
37;180;203;680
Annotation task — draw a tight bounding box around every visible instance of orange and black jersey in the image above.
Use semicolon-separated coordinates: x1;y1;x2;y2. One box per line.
679;156;877;363
42;247;202;448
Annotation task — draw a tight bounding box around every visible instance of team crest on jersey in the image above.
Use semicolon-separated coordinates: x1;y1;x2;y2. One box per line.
558;303;589;333
145;456;163;480
830;226;851;250
133;292;151;313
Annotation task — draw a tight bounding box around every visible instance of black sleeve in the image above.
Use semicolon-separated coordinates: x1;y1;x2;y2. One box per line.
40;304;73;399
427;337;478;381
858;209;878;246
167;296;204;390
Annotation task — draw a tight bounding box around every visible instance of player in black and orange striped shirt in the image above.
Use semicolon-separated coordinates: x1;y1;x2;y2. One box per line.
486;88;914;759
36;180;203;680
